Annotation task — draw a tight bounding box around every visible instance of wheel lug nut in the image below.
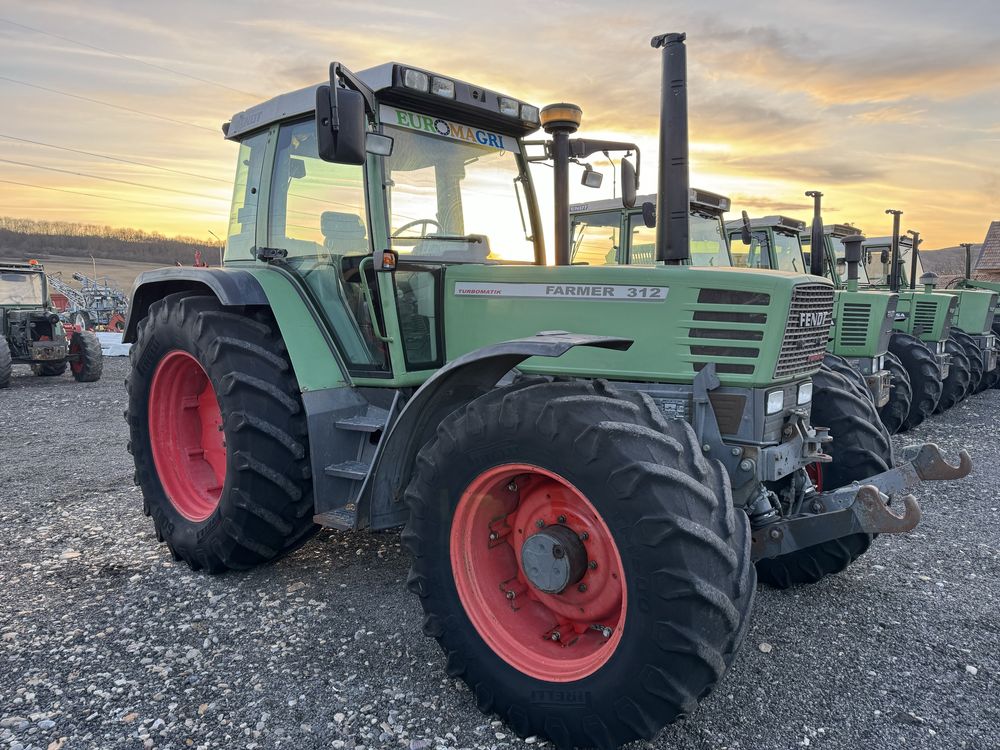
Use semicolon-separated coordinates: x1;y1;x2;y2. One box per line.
507;481;518;492
489;531;498;541
601;627;612;638
577;583;588;592
550;631;561;641
557;515;566;523
588;560;598;570
505;590;515;600
535;519;545;528
579;532;589;541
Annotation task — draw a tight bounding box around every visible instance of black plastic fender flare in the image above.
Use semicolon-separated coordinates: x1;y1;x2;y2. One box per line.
362;331;633;529
122;268;269;343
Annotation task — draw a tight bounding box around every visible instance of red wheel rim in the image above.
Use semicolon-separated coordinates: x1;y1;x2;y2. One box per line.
450;463;626;682
69;337;83;375
148;350;226;522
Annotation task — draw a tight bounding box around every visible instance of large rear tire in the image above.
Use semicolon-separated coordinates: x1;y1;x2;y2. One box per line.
756;361;893;588
934;337;971;413
888;332;942;431
951;328;984;394
878;351;912;435
403;379;755;749
126;293;317;573
0;335;11;389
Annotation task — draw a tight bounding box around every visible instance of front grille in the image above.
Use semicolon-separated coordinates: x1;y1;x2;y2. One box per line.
774;283;835;378
838;302;871;347
688;287;771;376
913;300;937;335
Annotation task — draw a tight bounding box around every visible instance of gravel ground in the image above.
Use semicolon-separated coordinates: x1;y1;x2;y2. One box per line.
1;358;997;750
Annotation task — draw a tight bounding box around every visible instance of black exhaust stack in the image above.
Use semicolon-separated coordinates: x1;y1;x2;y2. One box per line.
961;242;973;280
886;209;902;292
651;32;689;264
806;190;824;276
907;230;921;290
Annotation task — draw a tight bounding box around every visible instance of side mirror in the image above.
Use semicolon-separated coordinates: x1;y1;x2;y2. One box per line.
880;249;889;264
740;210;752;245
366;133;394;156
581;164;603;189
288;158;307;180
621;157;637;209
641;201;656;228
316;85;366;165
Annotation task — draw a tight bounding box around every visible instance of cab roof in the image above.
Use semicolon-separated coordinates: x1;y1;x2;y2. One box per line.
569;188;731;216
225;62;539;141
724;215;805;233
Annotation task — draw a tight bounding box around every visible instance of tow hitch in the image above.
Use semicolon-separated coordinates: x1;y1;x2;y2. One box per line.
752;443;971;559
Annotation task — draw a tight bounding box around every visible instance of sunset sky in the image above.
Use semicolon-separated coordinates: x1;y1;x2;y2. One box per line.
2;0;998;250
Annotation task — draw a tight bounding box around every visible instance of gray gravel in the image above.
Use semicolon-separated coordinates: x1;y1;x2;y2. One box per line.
1;358;997;750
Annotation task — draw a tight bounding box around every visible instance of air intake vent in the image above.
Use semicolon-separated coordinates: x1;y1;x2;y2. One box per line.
774;283;835;378
913;300;937;336
688;287;770;376
838;302;871;348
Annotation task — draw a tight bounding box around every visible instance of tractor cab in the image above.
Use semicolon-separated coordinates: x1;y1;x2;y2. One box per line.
568;188;730;267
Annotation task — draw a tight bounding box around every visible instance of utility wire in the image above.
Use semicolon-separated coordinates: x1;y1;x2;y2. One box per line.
0;178;224;214
0;75;218;133
0;133;231;184
0;158;229;202
0;17;262;99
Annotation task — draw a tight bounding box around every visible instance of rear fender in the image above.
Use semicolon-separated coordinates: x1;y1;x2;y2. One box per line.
361;332;632;530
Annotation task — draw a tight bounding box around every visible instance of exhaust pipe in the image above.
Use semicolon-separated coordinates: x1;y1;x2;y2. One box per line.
961;242;973;280
651;32;689;265
842;234;864;293
806;190;824;276
886;209;902;292
907;230;921;290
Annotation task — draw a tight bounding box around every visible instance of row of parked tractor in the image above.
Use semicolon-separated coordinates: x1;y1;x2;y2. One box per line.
569;189;998;439
4;30;987;750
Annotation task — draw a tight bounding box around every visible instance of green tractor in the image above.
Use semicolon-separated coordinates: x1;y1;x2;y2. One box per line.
123;34;969;749
946;241;1000;388
862;215;998;410
0;261;103;388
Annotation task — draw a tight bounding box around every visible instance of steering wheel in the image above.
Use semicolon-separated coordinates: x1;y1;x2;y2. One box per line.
392;218;442;238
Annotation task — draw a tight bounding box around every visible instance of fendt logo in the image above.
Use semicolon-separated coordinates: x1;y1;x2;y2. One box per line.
798;311;829;328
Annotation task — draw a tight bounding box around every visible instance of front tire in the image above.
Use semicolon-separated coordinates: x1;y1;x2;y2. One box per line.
888;332;942;431
756;360;893;588
951;328;984;393
33;361;68;376
126;293;317;572
403;380;755;749
934;336;971;413
878;351;912;435
69;331;103;382
0;335;11;388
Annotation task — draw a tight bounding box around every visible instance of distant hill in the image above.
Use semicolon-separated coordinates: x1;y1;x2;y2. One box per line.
919;244;980;276
0;216;221;266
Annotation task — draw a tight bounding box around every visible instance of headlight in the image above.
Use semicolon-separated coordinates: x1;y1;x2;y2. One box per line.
766;389;785;414
873;354;884;372
521;104;540;124
498;97;519;117
936;340;946;355
797;382;813;405
430;76;455;98
402;68;429;92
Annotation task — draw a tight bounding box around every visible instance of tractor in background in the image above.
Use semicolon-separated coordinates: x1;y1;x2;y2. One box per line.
0;261;103;387
121;34;969;749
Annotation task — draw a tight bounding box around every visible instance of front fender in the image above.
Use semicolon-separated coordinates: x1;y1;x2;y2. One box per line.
362;331;632;529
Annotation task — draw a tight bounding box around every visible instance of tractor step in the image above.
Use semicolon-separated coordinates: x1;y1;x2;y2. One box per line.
324;459;370;480
335;406;390;433
314;507;357;530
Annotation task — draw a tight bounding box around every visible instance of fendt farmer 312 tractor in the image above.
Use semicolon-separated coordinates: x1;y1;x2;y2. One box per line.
123;34;971;749
0;261;103;388
863;215;998;411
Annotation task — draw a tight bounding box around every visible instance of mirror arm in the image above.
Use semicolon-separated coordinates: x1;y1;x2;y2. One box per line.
330;62;377;114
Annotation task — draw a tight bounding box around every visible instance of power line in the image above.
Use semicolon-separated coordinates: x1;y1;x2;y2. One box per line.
0;178;225;215
0;133;231;184
0;75;219;133
0;16;263;99
0;158;229;202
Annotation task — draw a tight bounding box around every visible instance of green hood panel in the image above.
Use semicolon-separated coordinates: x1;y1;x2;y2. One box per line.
443;264;834;387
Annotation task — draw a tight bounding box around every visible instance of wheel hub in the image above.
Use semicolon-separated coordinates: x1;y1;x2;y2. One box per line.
520;524;587;594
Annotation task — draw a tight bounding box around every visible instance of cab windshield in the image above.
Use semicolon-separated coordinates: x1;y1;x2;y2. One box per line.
898;243;925;286
830;235;870;284
0;271;45;305
773;230;805;273
863;243;892;285
383;114;535;263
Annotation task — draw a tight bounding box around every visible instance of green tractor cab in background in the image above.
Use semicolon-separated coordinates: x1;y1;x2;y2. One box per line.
121;34;970;749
